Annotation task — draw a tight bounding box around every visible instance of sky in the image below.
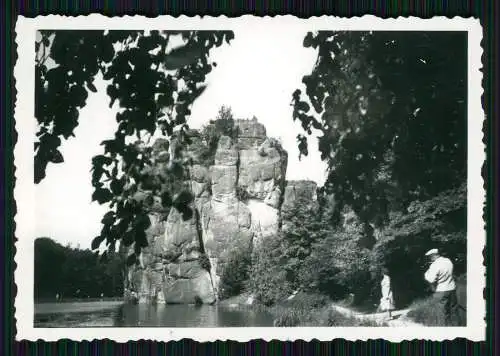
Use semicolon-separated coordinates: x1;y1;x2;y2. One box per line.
34;28;328;249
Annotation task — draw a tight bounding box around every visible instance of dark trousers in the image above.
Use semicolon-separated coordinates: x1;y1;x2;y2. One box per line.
433;290;458;326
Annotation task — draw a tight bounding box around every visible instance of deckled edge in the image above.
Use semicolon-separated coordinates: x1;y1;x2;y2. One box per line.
13;14;486;343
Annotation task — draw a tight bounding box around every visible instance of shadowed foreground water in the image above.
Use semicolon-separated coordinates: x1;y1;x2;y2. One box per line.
35;302;275;327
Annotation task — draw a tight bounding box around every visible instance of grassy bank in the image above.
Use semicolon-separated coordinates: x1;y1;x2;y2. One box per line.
271;293;384;327
406;275;466;326
221;292;384;327
406;295;466;326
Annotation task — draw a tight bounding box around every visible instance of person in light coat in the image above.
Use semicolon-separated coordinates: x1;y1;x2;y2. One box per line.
378;267;395;320
424;248;458;326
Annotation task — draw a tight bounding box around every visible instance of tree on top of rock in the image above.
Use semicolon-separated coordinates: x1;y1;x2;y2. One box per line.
200;105;237;163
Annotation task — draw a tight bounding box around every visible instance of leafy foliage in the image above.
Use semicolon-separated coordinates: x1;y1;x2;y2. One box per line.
279;197;325;288
298;228;373;301
247;236;293;306
248;192;375;304
36;30;234;259
245;195;324;303
235;186;250;202
292;31;467;225
217;249;251;300
199;253;212;272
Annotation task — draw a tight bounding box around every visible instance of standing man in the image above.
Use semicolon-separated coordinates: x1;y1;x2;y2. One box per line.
424;248;458;326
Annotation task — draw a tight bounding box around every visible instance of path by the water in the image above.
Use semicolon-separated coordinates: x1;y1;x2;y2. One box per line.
330;304;423;327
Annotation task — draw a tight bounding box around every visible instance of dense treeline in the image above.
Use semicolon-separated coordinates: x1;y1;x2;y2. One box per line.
34;237;124;301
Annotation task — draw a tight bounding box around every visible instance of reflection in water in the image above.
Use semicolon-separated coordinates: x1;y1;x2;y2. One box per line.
35;302;274;327
114;304;274;327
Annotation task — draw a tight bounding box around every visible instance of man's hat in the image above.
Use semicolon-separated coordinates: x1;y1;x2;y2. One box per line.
425;248;439;256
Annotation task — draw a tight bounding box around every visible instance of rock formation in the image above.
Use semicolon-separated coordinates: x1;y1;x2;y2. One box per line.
123;118;317;304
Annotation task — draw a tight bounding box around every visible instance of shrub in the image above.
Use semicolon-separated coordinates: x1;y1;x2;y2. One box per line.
281;292;330;309
323;309;384;327
298;230;374;302
199;253;211;271
218;250;251;300
247;237;293;306
271;293;330;327
200;105;238;165
273;308;303;327
273;293;331;326
279;196;327;289
235;186;250;202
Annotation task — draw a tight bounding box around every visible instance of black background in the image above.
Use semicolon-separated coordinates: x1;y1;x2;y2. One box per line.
2;1;497;355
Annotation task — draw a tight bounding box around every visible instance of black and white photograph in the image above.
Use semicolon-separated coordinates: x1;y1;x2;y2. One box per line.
14;16;485;342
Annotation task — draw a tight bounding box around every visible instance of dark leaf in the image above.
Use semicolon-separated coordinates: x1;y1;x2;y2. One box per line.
181;206;193;221
161;191;173;207
101;211;115;226
126;253;137;266
191;85;207;102
110;178;125;195
164;42;204;70
134;213;151;231
292;89;301;102
87;81;98;93
173;190;194;207
123;230;135;247
91;235;105;250
135;230;148;248
225;31;235;44
92;155;114;167
296;101;310;113
303;32;314;48
92;188;113;204
311;119;323;130
50;150;64;164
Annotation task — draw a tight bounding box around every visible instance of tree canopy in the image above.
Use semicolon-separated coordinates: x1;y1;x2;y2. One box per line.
292;31;467;226
35;30;234;259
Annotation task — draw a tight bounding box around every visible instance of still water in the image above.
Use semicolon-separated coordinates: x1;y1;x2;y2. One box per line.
34;302;275;327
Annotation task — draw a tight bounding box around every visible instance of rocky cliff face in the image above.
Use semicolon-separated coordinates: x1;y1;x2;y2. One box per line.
123;118;317;304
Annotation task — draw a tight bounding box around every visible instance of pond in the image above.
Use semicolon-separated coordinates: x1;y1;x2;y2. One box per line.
34;301;275;327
